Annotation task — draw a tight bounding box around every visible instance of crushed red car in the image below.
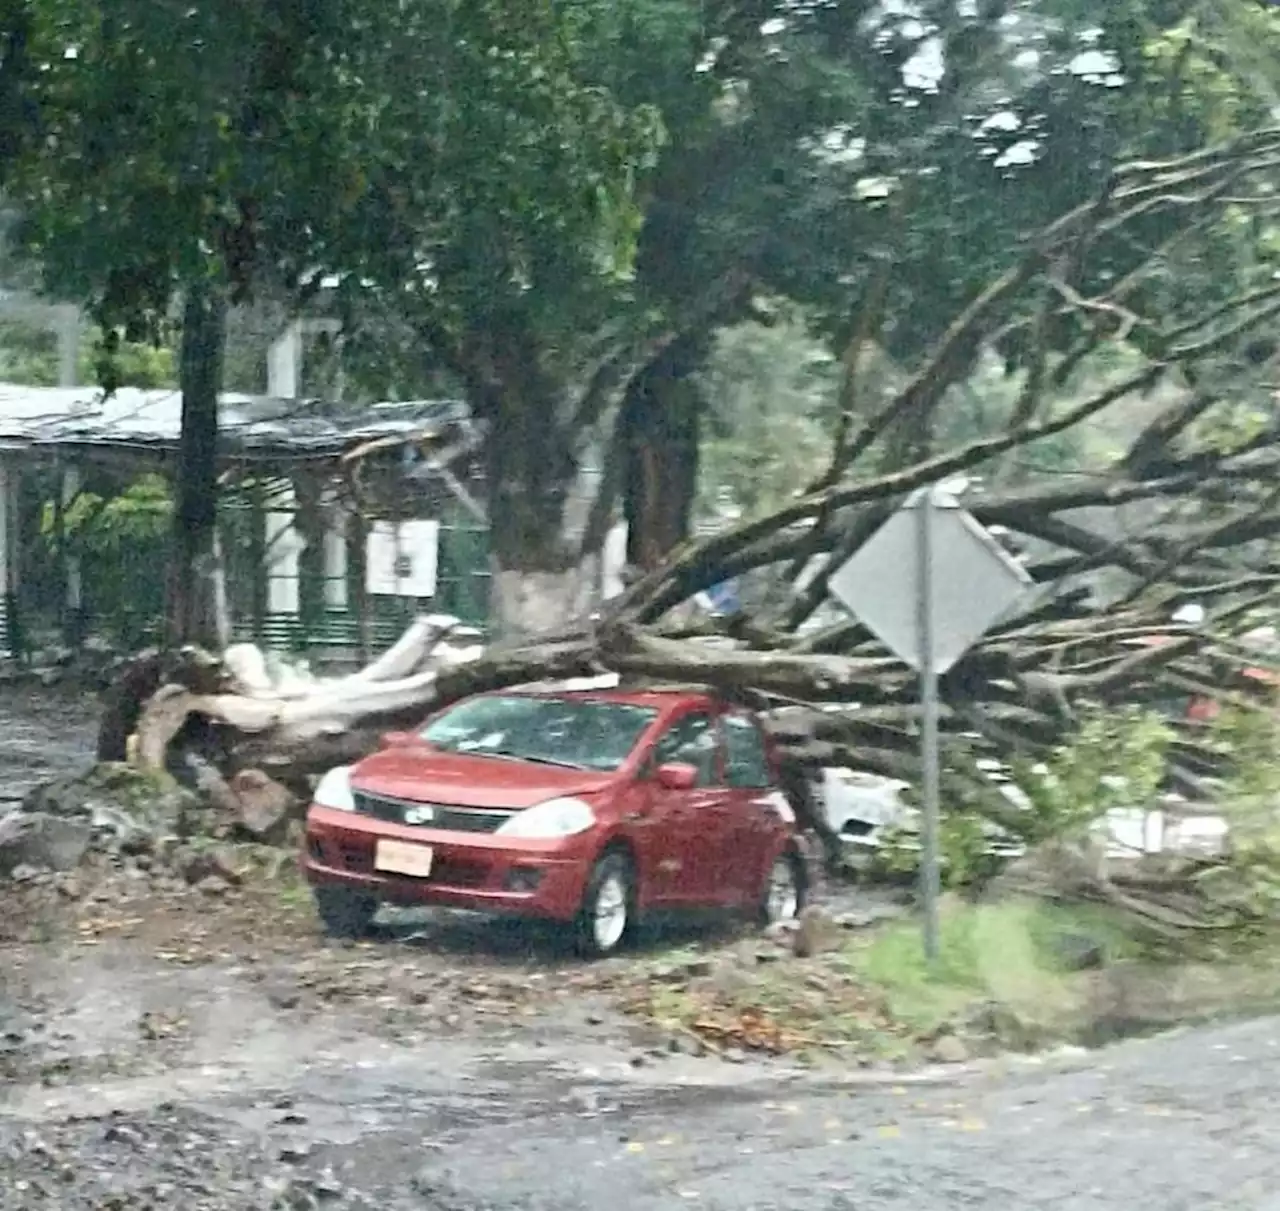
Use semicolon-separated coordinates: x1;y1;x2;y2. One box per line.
301;687;808;956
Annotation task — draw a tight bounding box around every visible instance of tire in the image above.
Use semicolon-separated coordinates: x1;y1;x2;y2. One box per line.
573;851;636;958
758;849;807;928
313;885;379;939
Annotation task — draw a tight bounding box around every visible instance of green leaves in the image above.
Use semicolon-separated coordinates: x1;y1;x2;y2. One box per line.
7;0;659;368
1012;707;1175;843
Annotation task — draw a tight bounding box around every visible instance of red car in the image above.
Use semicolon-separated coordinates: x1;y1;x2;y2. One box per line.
301;687;808;956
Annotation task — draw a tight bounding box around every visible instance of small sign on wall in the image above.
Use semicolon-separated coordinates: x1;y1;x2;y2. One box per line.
366;520;440;597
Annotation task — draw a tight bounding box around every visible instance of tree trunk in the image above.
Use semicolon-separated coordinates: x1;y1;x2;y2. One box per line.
481;333;605;637
346;507;372;663
621;333;704;570
167;281;229;650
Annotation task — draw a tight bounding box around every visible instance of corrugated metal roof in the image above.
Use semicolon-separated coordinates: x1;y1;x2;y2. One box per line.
0;383;469;460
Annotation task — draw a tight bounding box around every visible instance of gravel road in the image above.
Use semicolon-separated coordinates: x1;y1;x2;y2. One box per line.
4;935;1280;1210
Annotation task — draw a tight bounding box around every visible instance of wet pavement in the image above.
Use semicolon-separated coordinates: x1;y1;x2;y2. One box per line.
4;688;1280;1208
5;935;1280;1210
0;684;99;804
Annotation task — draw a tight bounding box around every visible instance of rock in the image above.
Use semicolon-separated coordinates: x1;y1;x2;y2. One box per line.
197;875;229;898
962;1000;1040;1050
0;811;93;876
229;769;300;842
705;961;754;1000
791;906;842;958
931;1033;970;1064
23;763;201;856
1049;930;1107;972
180;753;242;817
836;911;876;929
267;985;302;1010
680;957;715;978
178;848;243;887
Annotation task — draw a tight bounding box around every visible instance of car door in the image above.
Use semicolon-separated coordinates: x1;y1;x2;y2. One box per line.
629;709;728;905
718;710;786;905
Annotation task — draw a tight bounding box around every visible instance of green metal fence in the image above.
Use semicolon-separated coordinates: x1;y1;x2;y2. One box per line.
224;503;492;658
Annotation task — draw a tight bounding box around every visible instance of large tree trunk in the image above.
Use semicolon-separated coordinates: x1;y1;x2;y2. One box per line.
167;282;229;649
481;328;607;637
621;332;704;570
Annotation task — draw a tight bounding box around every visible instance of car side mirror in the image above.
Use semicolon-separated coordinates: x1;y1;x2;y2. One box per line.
655;762;698;791
380;730;417;749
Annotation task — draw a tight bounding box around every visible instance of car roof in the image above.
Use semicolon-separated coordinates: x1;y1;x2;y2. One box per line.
492;684;720;711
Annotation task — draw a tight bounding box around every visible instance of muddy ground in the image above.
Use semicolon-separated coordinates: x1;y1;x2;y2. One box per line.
4;688;1280;1209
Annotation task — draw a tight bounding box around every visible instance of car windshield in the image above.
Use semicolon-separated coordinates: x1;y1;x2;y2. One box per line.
420;695;659;772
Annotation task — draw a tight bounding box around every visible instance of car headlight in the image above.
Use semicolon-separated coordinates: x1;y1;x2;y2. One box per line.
495;797;595;839
313;765;355;812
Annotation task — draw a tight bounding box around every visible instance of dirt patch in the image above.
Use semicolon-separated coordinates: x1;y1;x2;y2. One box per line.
3;868;625;1045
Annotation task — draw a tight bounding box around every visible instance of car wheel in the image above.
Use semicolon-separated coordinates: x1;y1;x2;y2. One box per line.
759;850;806;928
574;851;636;959
313;886;379;939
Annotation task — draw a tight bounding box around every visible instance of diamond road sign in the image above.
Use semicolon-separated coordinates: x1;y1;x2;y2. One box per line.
827;487;1033;674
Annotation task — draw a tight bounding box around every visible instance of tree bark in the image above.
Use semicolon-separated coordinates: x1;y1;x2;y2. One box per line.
479;325;607;637
620;332;704;571
167;281;229;649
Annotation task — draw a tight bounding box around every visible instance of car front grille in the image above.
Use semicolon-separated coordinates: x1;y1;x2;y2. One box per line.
351;789;514;834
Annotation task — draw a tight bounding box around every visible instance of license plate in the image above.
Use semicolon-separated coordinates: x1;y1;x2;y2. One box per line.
374;839;435;878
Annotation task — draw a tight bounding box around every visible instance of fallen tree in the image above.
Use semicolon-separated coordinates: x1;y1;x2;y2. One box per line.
97;130;1280;881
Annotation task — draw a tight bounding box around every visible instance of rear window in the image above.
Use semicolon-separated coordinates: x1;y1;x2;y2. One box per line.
421;695;658;772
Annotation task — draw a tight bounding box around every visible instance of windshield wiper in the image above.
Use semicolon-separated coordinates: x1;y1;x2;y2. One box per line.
481;749;589;770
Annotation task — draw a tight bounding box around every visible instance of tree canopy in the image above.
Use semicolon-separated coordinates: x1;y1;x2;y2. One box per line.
7;0;657;358
6;0;1280;633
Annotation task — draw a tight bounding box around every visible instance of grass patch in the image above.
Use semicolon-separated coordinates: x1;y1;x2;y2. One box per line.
845;897;1140;1039
619;898;1153;1060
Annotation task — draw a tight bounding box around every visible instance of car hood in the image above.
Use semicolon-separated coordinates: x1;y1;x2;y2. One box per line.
349;747;616;809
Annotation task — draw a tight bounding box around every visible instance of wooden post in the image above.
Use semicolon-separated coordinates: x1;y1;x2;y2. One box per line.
0;455;11;659
1;456;24;661
248;475;267;646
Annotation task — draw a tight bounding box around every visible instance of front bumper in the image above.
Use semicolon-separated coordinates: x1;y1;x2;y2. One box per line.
300;804;593;921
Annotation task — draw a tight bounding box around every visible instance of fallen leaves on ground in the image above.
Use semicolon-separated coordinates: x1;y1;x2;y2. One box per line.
689;1007;805;1054
616;943;907;1060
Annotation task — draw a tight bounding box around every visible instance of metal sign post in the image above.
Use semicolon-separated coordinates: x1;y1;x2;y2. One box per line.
828;485;1033;965
914;493;942;963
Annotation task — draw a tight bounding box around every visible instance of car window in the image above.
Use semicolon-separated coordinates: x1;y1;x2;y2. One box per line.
650;712;718;787
420;694;658;771
722;712;772;789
